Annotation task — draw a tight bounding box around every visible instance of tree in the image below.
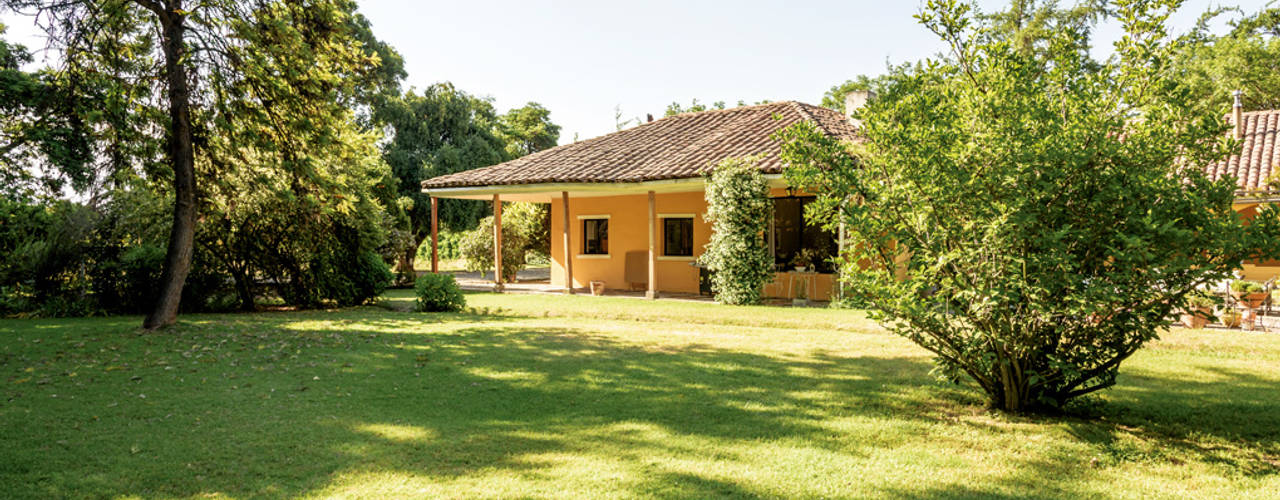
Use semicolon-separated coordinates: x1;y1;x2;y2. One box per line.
699;156;774;306
1174;5;1280;111
777;0;1280;412
377;83;509;274
0;24;93;199
5;0;396;327
664;98;725;117
819;75;891;114
496;103;560;260
498;102;560;158
978;0;1109;56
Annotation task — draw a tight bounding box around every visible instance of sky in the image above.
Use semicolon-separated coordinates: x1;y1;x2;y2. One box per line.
2;1;1272;143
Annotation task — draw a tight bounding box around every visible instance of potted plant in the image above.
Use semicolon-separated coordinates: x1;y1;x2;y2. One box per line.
791;248;816;272
1219;307;1242;328
1180;291;1216;329
1230;280;1268;308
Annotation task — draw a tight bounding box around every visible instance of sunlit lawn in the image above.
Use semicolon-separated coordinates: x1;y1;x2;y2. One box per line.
1;291;1278;499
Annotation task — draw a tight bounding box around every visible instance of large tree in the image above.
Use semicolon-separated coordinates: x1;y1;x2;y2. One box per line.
499;102;560;158
0;24;93;199
377;83;509;273
1174;5;1280;111
4;0;393;328
778;0;1280;412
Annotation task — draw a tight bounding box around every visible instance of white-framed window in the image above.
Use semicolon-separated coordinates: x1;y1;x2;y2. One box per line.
579;215;610;256
661;215;694;257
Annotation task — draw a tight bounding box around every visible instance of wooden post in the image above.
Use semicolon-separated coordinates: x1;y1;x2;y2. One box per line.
647;190;657;300
430;197;439;273
493;194;503;291
562;191;574;294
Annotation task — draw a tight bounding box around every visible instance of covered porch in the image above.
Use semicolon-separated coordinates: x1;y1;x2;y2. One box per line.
423;176;841;302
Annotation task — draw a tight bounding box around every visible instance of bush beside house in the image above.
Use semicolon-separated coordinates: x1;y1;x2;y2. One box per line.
699;157;775;305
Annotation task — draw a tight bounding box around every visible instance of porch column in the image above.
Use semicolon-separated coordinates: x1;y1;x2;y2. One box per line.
493;194;503;291
562;191;574;294
430;197;439;273
647;190;657;300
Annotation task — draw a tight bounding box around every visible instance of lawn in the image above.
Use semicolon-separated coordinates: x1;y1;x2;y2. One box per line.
1;291;1278;499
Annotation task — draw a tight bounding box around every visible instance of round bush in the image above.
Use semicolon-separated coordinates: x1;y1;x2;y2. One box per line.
415;273;465;312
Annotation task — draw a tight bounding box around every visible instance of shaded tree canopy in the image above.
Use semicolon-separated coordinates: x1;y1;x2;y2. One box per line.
2;0;402;326
0;23;92;199
377;82;508;238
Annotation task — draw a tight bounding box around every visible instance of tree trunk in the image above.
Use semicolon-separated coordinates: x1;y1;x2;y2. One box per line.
231;267;255;312
143;1;197;330
396;235;422;279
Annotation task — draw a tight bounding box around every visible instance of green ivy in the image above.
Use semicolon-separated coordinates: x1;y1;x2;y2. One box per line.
700;157;774;305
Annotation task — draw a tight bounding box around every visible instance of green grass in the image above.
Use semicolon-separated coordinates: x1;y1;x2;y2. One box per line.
2;292;1278;499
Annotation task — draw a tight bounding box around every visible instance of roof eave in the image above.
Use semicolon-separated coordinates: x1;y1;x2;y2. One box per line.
423;174;787;200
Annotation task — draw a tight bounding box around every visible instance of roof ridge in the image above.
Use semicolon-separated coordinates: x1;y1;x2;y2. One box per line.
788;101;840;136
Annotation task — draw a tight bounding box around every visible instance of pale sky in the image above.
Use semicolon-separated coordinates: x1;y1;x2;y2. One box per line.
2;1;1271;143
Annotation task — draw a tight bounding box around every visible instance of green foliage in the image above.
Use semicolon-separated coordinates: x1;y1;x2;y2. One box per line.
377;83;509;237
417;229;465;262
1175;5;1280;111
976;0;1110;57
699;157;774;305
498;102;561;158
0;24;94;199
1230;280;1264;294
503;202;551;261
311;251;393;307
3;0;405;319
414;272;465;312
664;98;726;117
459;213;528;281
777;0;1280;412
1186;289;1219;309
820;74;893;114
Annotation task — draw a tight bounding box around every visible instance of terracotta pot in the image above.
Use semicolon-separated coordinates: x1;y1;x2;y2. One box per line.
589;281;606;296
1231;291;1268;308
1181;312;1209;329
1220;310;1242;328
1241;308;1259;330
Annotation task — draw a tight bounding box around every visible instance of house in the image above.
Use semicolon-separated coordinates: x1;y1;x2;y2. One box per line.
1212;95;1279;282
420;97;868;300
420;92;1278;300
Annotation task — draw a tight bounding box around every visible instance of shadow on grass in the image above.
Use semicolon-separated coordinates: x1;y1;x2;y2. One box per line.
0;309;945;498
2;307;1277;498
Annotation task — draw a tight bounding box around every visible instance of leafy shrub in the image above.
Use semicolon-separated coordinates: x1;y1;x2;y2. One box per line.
459;214;528;281
699;157;774;305
415;229;465;263
308;250;393;307
1230;280;1264;294
415;272;465;312
1186;290;1218;309
352;251;394;301
504;202;551;261
118;244;165;312
774;1;1280;412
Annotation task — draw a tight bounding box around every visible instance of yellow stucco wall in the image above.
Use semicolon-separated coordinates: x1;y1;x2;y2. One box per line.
548;191;836;300
1236;202;1279;282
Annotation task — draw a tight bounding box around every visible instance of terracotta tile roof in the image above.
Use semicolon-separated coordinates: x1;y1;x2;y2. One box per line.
1208;109;1279;194
421;101;859;189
